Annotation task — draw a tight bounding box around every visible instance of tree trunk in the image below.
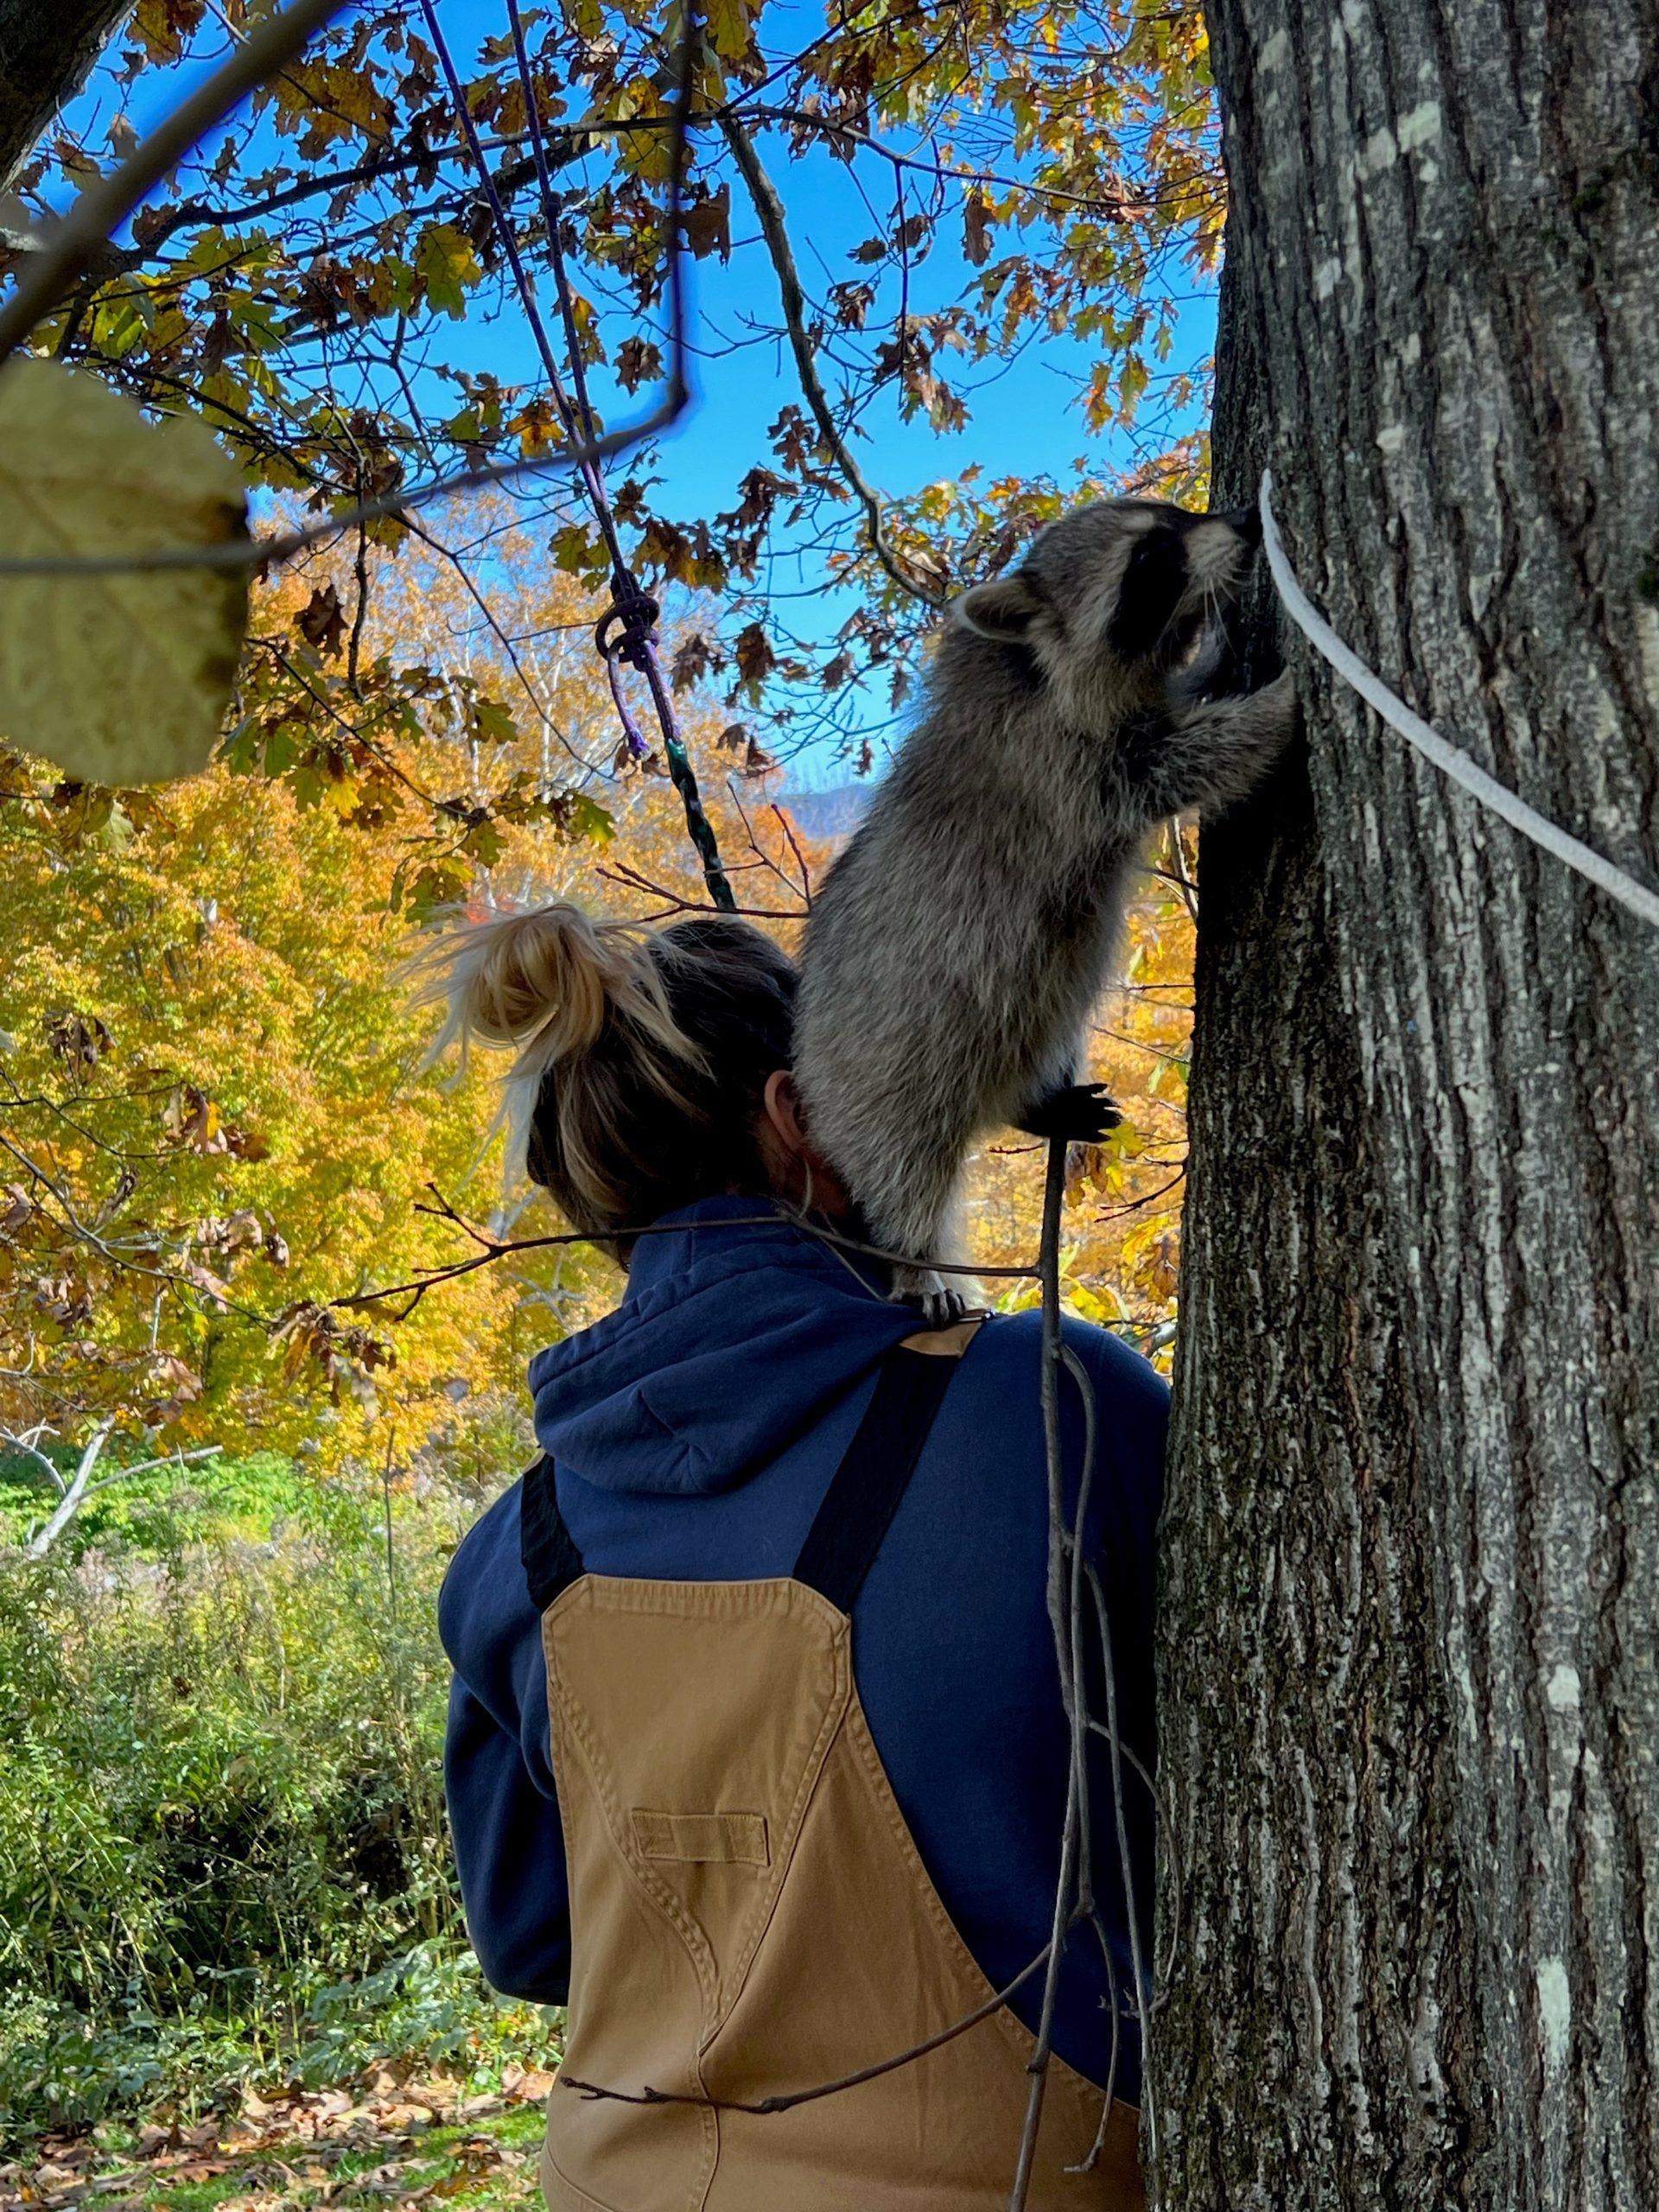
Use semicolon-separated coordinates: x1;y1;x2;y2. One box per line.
0;2;131;189
1154;6;1659;2209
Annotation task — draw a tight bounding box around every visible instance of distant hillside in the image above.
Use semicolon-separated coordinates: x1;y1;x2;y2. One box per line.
775;784;872;843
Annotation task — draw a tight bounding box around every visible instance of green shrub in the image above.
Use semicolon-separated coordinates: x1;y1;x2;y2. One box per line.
0;1465;530;2132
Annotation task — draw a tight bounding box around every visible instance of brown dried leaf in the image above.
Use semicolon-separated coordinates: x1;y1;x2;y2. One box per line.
297;581;346;658
963;191;994;268
679;182;731;263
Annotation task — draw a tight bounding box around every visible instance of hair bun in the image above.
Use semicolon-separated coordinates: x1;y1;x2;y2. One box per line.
407;900;692;1163
439;902;629;1058
407;899;796;1239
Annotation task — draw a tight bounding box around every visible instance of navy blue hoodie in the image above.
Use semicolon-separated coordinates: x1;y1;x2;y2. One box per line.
439;1197;1166;2104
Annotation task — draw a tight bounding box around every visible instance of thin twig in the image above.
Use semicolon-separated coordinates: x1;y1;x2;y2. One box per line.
1163;817;1199;924
1085;1588;1182;2002
595;859;806;921
768;802;815;906
741;104;1131;217
559;1942;1052;2114
719;115;944;611
381;1427;397;1616
0;403;692;577
137;133;557;249
505;0;627;570
1007;1135;1083;2209
491;2;739;914
1084;1552;1156;2163
347;510;371;696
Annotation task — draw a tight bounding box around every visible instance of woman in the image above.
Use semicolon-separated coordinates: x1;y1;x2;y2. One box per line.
432;902;1165;2211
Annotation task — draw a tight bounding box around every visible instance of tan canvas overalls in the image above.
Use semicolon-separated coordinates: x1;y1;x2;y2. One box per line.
519;1326;1144;2212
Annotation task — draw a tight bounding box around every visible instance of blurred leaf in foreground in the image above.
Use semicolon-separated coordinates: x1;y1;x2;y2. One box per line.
0;358;249;786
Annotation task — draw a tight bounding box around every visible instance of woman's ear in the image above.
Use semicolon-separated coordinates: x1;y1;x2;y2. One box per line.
759;1071;855;1218
763;1068;810;1155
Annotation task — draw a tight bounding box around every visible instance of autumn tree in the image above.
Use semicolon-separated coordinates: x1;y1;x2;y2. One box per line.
0;742;537;1474
1154;8;1659;2209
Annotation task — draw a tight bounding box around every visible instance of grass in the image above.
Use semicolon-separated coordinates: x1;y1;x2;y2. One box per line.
0;1436;550;2160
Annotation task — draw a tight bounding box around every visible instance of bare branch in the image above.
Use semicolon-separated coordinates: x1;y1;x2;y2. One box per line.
84;1443;222;1497
1;1423;67;1495
1162;817;1199;924
719;114;944;612
14;1427;223;1555
22;1415;111;1554
741;103;1133;218
560;1942;1055;2115
596;855;808;921
137;133;558;249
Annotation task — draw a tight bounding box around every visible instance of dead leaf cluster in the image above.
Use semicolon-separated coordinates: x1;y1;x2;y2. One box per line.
0;2063;558;2212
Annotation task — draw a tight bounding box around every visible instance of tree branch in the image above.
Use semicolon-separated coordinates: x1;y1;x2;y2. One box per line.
136;135;557;251
1;1422;67;1495
0;0;355;359
0;0;130;191
22;1415;111;1554
16;1430;223;1555
718;113;944;611
83;1442;222;1497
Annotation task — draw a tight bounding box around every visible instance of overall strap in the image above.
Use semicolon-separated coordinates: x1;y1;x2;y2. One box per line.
791;1340;965;1615
522;1329;976;1618
521;1454;585;1615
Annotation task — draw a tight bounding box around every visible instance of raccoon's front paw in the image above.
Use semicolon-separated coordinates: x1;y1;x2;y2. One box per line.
1015;1082;1123;1146
889;1263;968;1328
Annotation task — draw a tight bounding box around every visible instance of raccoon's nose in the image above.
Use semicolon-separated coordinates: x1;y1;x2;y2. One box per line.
1212;504;1262;546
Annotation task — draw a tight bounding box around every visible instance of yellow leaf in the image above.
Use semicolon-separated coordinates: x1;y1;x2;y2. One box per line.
703;0;752;61
0;359;249;786
415;223;482;318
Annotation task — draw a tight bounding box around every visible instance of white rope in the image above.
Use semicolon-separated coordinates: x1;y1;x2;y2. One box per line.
1259;469;1659;931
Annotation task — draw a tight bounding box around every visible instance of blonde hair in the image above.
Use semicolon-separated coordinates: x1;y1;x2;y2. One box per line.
409;900;797;1241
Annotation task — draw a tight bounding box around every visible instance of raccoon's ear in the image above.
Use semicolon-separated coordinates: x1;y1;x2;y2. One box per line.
954;570;1046;642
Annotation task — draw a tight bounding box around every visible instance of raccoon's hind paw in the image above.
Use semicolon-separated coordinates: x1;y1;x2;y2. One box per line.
1015;1082;1124;1146
889;1263;968;1328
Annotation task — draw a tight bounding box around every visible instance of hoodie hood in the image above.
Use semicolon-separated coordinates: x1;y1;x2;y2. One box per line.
526;1198;924;1496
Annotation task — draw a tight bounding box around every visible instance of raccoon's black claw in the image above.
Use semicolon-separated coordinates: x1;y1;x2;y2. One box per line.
918;1284;969;1329
888;1267;969;1327
1014;1082;1124;1146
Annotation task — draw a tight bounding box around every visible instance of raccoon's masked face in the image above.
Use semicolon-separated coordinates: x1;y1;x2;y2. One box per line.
952;499;1262;728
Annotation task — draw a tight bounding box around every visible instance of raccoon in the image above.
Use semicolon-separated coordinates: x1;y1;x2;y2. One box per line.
793;497;1295;1315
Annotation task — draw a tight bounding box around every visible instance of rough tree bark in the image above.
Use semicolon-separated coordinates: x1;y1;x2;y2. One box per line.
0;1;131;190
1155;6;1659;2209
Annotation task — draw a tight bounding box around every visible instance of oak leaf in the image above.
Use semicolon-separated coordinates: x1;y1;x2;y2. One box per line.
963;192;995;268
614;335;664;391
297;581;346;658
680;184;732;263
